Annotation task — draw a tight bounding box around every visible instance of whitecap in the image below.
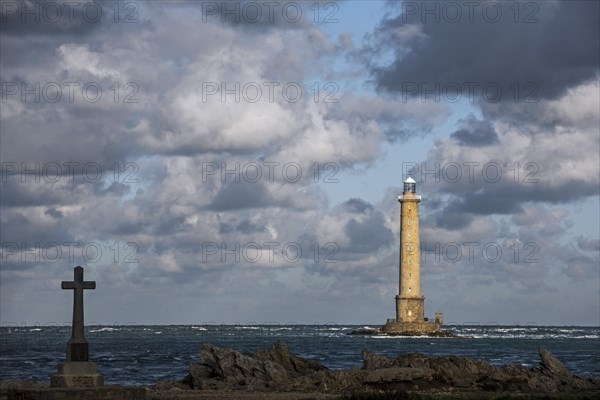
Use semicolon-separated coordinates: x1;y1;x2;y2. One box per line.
89;327;120;333
191;326;207;331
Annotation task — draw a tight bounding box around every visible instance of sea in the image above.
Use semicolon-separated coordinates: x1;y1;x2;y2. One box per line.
0;324;598;386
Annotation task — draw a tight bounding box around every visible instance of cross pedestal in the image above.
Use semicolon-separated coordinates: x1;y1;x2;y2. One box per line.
51;266;104;388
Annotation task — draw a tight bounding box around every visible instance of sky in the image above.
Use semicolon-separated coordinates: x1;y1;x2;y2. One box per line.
0;0;599;326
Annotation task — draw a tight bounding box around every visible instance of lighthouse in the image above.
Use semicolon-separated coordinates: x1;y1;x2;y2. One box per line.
381;177;444;335
396;177;424;323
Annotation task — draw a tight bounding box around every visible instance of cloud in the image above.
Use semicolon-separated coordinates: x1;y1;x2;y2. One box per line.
565;255;599;280
209;181;292;211
367;0;599;101
313;198;394;257
415;80;600;218
0;0;104;37
577;236;600;252
450;114;499;147
1;0;597;325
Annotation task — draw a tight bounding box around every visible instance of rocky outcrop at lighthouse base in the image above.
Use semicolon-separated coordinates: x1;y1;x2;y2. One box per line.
349;326;458;337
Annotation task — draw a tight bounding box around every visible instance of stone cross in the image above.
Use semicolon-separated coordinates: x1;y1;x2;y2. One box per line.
61;266;95;362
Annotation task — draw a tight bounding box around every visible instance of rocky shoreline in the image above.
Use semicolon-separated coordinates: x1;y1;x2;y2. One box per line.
2;341;599;399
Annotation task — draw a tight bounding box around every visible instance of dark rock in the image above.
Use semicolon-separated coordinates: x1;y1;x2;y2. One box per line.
182;342;600;395
426;355;500;387
393;352;431;369
185;364;215;389
150;380;190;391
539;346;573;378
362;351;392;371
190;341;329;391
364;367;434;383
313;369;367;393
254;340;327;375
535;346;600;391
363;348;600;393
0;380;49;390
1;379;49;398
200;343;289;388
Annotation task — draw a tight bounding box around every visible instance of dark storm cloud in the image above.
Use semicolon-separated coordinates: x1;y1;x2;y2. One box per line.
110;219;145;235
450;115;499;147
44;207;63;219
0;0;105;37
368;0;600;101
0;208;73;245
342;198;373;214
433;179;598;217
432;207;474;230
219;219;266;234
345;212;394;253
0;172;132;213
0;107;140;174
236;219;266;234
324;198;395;255
209;181;285;211
0;179;68;207
219;222;234;234
452;192;524;215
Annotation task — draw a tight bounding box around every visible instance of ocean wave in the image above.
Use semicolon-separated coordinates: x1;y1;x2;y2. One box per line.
89;327;120;333
467;333;599;339
369;335;434;339
191;326;207;331
317;327;348;331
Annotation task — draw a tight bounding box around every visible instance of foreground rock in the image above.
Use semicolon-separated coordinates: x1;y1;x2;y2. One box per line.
361;347;600;393
172;341;600;396
0;380;146;400
182;341;344;391
3;344;599;400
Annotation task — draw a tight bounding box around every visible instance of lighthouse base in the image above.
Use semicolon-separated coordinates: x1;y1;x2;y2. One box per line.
380;320;442;336
396;295;426;323
381;306;446;336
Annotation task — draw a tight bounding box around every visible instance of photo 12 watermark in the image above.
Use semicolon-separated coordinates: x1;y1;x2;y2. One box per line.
399;81;539;104
1;82;139;104
401;1;540;24
402;161;540;184
0;1;139;24
201;161;339;184
1;241;139;264
201;1;339;24
200;81;339;104
403;241;539;264
1;162;139;184
201;241;339;264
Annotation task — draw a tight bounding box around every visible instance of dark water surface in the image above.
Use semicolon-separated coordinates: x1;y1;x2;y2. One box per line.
1;325;598;386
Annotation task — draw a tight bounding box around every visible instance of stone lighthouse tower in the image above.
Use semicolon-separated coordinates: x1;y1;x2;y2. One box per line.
396;177;424;323
382;177;443;335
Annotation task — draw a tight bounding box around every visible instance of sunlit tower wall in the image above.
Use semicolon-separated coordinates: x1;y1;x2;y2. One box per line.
395;177;425;323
